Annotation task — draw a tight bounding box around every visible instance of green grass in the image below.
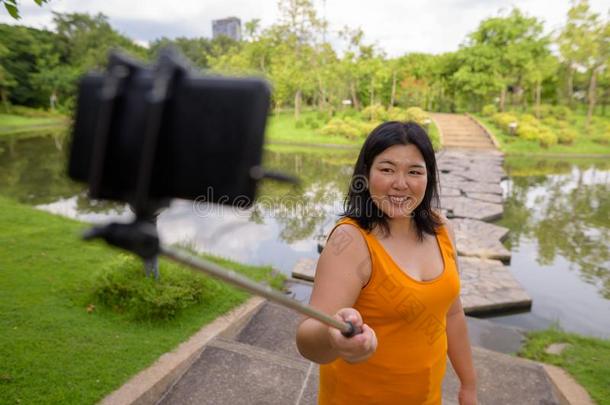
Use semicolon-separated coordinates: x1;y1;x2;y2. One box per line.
473;113;610;156
266;111;362;146
0;196;283;404
266;110;442;150
0;113;67;137
519;326;610;405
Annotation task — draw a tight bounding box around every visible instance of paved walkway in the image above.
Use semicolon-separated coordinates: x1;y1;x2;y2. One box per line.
431;113;496;150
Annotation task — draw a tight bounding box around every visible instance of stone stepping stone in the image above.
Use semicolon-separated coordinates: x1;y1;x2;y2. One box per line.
292;258;316;281
440;187;461;197
441;196;503;221
444;180;503;196
450;218;511;262
464;192;503;204
458;257;531;315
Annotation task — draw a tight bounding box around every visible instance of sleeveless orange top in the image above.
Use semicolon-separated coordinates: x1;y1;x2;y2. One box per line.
318;218;460;405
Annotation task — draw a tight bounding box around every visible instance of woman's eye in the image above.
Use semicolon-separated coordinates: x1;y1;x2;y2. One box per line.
381;168;393;173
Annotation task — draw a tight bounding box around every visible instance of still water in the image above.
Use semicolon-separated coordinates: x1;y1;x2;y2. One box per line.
1;135;609;337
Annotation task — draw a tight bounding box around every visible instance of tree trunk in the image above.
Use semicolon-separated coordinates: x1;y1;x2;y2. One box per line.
567;67;574;108
350;80;361;110
586;68;598;128
390;70;397;107
294;89;302;121
0;88;8;113
499;87;506;112
535;80;541;117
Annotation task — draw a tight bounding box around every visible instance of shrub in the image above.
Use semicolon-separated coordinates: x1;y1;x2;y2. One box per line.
532;104;552;118
557;128;577;145
295;120;304;129
550;105;572;120
592;129;610;145
538;128;558;148
387;106;408;121
405;107;429;126
520;114;538;124
316;111;331;121
492;112;519;133
541;116;559;128
481;104;498;116
91;255;208;321
361;104;387;121
308;120;320;130
516;123;540;141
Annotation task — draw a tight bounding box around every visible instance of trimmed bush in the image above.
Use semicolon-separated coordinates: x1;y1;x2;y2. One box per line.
516;123;540;141
405;107;429;126
481;104;498;116
532;104;552;118
91;255;209;321
295;120;304;129
592;129;610;145
550;105;572;120
492;112;519;133
387;106;408;121
520;114;538;124
538;128;558;148
557;128;577;145
541;116;559;128
361;104;387;121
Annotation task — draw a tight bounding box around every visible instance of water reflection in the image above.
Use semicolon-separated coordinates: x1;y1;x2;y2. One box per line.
502;159;610;299
495;158;610;337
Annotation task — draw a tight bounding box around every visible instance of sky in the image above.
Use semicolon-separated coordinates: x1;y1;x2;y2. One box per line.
1;0;609;56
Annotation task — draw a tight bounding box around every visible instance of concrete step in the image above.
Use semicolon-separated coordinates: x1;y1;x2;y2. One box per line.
158;338;317;405
235;301;304;361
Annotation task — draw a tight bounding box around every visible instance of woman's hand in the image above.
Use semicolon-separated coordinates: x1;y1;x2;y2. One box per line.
328;308;377;363
458;385;477;405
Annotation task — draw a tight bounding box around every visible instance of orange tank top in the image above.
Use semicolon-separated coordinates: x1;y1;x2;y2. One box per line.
318;218;460;405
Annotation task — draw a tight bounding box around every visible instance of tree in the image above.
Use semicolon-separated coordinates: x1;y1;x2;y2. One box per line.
1;0;48;20
464;8;549;111
0;42;16;110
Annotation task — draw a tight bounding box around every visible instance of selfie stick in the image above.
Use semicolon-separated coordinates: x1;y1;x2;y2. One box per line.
83;221;360;337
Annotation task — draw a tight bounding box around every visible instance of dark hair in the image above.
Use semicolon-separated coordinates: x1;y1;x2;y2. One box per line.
342;121;442;240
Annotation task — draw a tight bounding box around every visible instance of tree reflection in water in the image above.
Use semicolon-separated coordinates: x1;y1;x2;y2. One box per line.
502;158;610;299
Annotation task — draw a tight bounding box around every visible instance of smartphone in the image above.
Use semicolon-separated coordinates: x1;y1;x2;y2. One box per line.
68;60;270;207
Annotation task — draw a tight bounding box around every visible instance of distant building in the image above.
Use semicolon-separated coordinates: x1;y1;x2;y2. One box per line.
212;17;241;41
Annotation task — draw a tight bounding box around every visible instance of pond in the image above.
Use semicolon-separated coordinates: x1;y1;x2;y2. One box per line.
1;134;609;338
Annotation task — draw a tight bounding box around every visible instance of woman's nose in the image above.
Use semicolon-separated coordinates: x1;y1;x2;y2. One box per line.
392;173;409;190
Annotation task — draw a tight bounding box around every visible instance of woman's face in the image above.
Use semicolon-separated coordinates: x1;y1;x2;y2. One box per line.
368;143;428;219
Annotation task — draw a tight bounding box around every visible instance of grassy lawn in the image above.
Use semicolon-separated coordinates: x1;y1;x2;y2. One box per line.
266;111;362;146
0;113;68;137
266;110;442;150
519;327;610;405
0;196;283;404
473;113;610;155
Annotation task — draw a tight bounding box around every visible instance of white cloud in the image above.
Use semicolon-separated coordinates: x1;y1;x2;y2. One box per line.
1;0;608;56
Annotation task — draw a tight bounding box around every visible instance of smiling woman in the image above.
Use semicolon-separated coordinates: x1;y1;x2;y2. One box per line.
296;121;478;405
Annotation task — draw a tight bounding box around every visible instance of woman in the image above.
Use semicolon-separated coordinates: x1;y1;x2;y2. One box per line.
296;121;477;404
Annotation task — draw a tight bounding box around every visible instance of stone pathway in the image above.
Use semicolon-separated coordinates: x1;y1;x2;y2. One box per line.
431;113;497;150
158;300;562;405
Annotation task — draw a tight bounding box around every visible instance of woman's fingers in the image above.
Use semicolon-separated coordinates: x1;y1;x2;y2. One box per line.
328;308;377;363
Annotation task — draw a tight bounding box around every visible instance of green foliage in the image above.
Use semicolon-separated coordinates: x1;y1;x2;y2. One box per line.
320;116;379;139
9;105;63;118
91;255;208;321
361;103;387;121
557;128;577;145
481;104;498;116
294;119;305;129
592;129;610;145
405;107;430;125
538;127;558;148
492;112;519;132
386;106;408;121
1;0;48;20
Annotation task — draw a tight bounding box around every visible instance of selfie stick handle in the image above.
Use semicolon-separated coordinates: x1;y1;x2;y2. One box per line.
159;244;361;337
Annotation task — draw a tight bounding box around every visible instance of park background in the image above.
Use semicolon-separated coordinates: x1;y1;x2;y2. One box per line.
0;0;609;404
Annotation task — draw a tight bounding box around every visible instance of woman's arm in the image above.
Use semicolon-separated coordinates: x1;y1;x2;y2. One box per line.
447;298;477;402
444;217;477;404
296;224;376;364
